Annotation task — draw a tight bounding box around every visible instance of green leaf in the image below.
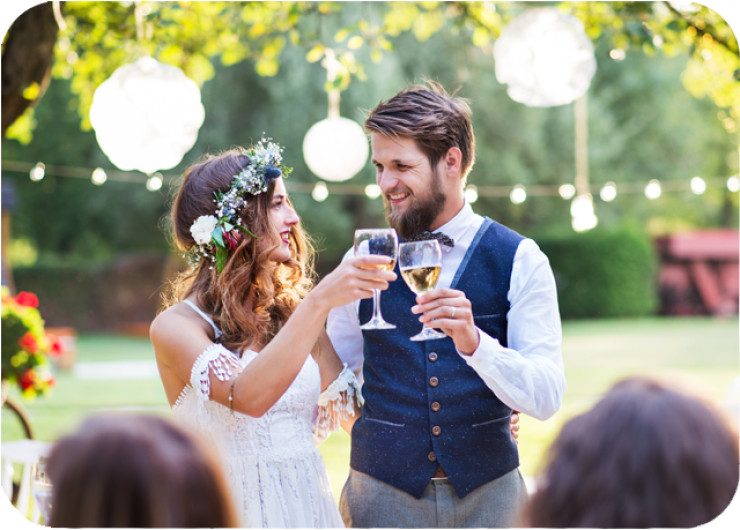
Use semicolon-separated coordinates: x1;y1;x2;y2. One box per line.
235;224;259;239
223;222;234;232
212;228;225;247
216;245;228;274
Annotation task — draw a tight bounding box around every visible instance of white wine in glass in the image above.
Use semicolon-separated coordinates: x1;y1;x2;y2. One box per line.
354;228;398;330
399;240;447;341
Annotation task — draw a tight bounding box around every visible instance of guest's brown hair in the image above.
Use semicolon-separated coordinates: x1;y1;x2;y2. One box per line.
46;414;238;527
524;377;739;528
168;148;314;353
364;80;476;181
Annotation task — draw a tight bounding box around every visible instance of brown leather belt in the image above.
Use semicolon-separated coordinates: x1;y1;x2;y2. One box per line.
432;466;447;479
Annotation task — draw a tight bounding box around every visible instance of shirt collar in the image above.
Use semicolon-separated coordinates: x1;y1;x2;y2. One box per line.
434;201;475;253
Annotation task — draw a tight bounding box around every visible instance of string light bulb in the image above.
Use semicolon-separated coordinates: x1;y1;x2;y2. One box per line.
559;184;576;199
465;185;479;203
312;182;329;202
645;179;661;200
690;176;706;194
510;185;527;204
600;182;617;202
29;162;45;181
727;175;739;192
364;184;381;199
91;168;107;185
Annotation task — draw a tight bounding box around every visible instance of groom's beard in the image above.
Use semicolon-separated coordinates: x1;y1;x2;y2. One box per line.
383;169;447;240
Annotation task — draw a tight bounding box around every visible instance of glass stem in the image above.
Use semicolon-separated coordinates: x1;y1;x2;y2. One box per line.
372;289;384;322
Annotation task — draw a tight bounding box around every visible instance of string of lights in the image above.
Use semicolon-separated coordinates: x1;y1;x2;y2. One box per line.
3;160;738;204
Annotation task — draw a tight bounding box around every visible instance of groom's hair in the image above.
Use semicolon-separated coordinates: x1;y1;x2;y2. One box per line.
365;80;476;182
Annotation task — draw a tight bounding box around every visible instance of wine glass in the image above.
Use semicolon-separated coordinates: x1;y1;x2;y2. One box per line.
32;459;53;523
354;228;398;330
399;240;447;341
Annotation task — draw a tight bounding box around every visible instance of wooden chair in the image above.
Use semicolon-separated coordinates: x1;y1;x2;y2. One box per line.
1;439;52;523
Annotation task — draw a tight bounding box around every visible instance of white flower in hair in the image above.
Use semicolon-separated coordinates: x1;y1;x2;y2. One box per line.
190;215;218;245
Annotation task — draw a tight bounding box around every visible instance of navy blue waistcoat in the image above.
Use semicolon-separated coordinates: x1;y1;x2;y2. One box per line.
351;218;524;499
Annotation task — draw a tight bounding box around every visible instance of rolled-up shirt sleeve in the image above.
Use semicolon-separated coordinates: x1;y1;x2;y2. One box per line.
458;239;566;420
327;249;366;387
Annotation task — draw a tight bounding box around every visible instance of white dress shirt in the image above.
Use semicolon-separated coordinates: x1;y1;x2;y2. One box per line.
327;202;566;421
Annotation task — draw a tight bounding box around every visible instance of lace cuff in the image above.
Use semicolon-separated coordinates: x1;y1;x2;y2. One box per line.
312;364;364;445
190;344;241;402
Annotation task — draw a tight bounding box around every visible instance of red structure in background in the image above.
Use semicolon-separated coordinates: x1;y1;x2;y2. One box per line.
656;230;739;316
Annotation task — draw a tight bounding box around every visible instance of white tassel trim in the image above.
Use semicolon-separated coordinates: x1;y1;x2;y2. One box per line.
313;364;364;442
190;343;241;401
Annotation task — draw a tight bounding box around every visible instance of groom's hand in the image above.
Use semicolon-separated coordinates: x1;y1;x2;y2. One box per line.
412;288;480;355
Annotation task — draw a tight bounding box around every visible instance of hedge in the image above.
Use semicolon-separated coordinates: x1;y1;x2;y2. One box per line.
12;253;170;332
536;228;659;319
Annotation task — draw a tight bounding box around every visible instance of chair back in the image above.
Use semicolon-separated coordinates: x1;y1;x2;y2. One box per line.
1;439;52;523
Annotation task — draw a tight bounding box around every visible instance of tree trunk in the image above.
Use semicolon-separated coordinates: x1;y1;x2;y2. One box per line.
1;2;59;138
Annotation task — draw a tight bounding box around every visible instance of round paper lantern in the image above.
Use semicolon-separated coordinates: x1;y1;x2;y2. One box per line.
493;8;596;107
89;57;205;175
303;117;369;182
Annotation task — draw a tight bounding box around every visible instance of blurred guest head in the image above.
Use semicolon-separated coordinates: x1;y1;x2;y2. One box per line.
524;376;739;528
46;414;237;527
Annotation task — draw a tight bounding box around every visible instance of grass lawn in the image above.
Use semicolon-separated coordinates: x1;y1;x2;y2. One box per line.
2;317;737;503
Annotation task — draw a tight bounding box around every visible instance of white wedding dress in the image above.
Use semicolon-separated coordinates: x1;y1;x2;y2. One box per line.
171;302;359;528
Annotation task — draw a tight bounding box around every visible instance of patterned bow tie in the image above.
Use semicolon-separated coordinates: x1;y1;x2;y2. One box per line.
404;231;455;248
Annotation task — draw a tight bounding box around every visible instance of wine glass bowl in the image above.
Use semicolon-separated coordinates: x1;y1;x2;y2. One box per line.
354;229;398;330
398;240;447;341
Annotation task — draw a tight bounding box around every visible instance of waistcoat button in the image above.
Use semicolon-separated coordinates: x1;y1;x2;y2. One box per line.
431;402;441;412
428;452;437;462
429;377;439;387
432;426;442;436
428;352;438;362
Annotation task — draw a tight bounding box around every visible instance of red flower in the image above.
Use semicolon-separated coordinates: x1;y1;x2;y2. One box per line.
18;332;40;354
47;334;65;356
222;228;242;250
19;370;36;390
16;292;39;308
42;374;56;387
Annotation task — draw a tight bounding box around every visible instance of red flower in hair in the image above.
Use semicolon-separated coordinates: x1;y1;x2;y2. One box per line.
19;370;36;390
18;332;40;354
47;334;64;356
16;292;39;308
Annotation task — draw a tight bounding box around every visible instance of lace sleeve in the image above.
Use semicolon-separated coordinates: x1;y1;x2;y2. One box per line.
190;344;241;401
312;364;364;445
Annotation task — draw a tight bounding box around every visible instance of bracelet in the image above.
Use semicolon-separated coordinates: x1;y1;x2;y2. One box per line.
229;378;237;414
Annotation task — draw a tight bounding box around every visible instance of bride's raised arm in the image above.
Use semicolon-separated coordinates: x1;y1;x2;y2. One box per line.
151;254;394;419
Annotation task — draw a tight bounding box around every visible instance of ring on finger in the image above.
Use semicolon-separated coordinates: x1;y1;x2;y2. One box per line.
450;306;456;319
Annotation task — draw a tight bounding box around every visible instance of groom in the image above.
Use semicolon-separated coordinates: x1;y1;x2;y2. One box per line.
327;82;566;528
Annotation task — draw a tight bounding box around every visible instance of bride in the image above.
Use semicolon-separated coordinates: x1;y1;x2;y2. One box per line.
149;138;395;527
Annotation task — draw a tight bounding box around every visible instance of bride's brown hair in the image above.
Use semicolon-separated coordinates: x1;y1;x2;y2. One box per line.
168;148;315;354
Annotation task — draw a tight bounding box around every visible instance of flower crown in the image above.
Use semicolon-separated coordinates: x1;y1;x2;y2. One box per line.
185;137;293;273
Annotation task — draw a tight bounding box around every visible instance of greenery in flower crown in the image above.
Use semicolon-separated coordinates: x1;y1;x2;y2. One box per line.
1;287;63;399
185;137;293;274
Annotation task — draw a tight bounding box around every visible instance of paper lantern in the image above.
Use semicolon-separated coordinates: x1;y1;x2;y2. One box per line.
89;57;205;175
303;117;369;182
493;8;596;107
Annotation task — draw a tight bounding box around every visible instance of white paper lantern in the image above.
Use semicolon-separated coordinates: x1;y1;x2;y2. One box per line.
493;8;596;107
89;57;205;175
303;117;369;182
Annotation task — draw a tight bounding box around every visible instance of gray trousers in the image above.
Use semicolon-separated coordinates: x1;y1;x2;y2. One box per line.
339;468;528;528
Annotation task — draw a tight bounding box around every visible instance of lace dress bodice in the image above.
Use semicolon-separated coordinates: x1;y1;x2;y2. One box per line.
170;323;359;527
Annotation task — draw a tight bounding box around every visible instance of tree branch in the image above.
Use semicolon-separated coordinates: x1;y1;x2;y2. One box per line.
1;3;59;138
664;1;738;54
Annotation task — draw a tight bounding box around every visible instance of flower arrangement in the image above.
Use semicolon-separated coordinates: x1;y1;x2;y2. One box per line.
184;137;292;274
1;287;63;399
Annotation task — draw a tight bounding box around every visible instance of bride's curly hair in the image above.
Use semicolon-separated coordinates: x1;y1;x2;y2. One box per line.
167;148;315;354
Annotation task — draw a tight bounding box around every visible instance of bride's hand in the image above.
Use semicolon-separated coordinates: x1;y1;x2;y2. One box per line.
308;255;397;311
